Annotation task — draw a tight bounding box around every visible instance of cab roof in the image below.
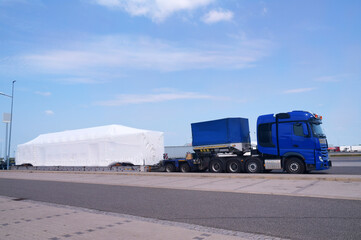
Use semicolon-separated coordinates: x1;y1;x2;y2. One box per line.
257;110;322;125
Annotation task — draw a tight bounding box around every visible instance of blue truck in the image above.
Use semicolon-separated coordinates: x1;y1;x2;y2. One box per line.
162;110;332;174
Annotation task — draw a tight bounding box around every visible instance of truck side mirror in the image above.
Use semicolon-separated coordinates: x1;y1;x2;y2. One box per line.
302;123;309;137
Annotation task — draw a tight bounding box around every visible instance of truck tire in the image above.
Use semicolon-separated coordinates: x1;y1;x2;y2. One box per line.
180;163;191;173
285;157;305;174
245;158;262;173
226;159;241;173
209;159;224;173
165;163;176;172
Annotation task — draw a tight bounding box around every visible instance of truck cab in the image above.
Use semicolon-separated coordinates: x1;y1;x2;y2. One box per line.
257;111;331;173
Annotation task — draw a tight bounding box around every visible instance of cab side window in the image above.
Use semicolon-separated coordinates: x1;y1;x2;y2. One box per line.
293;123;306;137
258;123;275;147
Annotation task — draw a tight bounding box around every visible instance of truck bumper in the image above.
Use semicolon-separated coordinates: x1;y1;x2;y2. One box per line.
317;160;332;170
307;160;332;171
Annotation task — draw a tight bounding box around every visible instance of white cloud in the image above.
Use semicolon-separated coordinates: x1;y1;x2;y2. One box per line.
202;9;233;24
19;35;272;74
93;0;214;22
96;90;217;106
45;110;54;115
262;7;268;15
283;88;316;94
55;77;103;84
314;75;345;82
35;91;51;96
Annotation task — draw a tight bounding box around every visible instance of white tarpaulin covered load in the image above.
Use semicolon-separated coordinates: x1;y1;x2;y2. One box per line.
16;125;164;166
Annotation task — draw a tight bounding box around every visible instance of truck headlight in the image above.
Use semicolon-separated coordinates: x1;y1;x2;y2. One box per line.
319;156;323;162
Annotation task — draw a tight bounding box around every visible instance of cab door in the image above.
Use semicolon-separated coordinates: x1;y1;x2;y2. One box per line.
277;122;294;155
291;122;315;164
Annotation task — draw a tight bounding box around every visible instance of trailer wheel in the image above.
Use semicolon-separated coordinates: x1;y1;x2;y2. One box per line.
245;158;262;173
285;157;305;174
226;159;241;173
165;163;176;172
209;159;224;173
180;163;190;173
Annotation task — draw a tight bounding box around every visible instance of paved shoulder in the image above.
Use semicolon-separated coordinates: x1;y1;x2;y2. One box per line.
0;196;283;240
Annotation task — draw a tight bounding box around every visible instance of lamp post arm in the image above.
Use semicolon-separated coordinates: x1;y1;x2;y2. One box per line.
0;92;12;98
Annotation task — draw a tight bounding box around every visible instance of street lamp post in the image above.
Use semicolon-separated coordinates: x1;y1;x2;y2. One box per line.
4;120;9;168
0;80;16;170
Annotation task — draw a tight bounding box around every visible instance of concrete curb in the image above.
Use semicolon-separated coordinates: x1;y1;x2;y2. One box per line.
5;170;361;182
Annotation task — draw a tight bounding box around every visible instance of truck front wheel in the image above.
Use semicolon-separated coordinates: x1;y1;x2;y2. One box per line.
245;158;262;173
165;163;176;172
209;159;224;173
226;159;241;173
285;158;305;174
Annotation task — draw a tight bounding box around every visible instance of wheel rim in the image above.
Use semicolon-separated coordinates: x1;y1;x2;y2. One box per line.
212;162;221;172
290;162;299;172
248;162;257;172
230;162;238;172
181;165;188;172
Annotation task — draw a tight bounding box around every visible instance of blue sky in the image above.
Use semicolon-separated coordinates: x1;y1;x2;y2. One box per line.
1;0;360;156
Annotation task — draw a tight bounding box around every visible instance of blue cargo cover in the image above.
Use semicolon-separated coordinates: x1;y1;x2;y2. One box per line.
191;118;250;146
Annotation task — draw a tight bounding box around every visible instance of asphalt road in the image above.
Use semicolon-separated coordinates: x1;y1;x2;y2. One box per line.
324;157;361;175
316;166;361;175
268;166;361;175
0;178;360;240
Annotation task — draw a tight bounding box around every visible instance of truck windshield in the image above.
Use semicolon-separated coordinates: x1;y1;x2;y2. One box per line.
310;122;326;138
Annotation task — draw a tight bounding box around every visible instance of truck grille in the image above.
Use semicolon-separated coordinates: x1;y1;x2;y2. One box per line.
321;147;328;160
